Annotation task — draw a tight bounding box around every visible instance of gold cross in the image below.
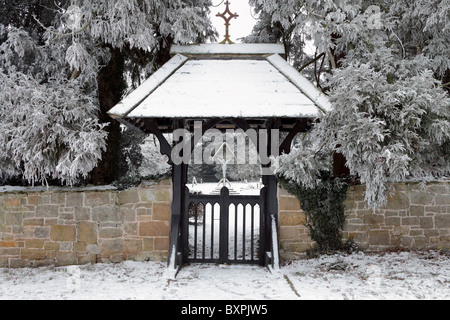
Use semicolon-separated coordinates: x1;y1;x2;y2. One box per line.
216;1;239;44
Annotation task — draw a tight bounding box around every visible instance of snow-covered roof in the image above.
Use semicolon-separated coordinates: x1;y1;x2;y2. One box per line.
170;43;286;56
108;44;332;120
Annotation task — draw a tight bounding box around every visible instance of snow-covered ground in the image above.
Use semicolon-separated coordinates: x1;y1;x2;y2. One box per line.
0;251;448;300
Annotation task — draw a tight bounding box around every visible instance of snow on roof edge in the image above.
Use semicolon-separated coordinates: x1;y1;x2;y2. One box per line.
108;54;188;119
171;43;285;56
266;54;333;115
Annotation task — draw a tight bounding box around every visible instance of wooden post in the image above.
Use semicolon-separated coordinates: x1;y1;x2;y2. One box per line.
168;120;187;270
261;118;280;269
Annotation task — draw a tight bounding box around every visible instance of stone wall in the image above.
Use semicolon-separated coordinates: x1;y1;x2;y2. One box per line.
0;180;172;268
2;180;449;267
278;181;450;257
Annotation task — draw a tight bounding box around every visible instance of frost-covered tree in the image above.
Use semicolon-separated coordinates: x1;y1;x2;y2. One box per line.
248;0;450;209
0;0;215;186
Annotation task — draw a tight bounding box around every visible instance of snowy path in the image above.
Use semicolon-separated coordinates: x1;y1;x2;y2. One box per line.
0;251;448;300
163;264;296;300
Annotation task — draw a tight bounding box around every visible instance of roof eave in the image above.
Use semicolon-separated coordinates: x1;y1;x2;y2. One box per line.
170;43;285;57
107;54;188;119
266;54;333;115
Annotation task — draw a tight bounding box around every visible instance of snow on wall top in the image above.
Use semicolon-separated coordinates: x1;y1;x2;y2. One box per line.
108;44;331;119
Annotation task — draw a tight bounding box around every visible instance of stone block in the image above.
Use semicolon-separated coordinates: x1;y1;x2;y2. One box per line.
44;219;58;226
26;195;38;206
154;237;169;251
118;190;140;205
410;229;424;236
136;207;152;220
9;258;33;268
50;225;76;242
44;242;60;251
0;241;17;248
435;214;450;229
3;196;20;208
143;238;154;251
385;217;401;226
343;223;370;232
122;239;143;254
57;252;78;266
36;204;59;218
50;193;66;205
101;239;123;256
85;192;111;207
73;242;87;252
368;230;390;246
87;244;101;255
92;206;120;222
155;190;171;202
413;236;429;248
99;227;123;239
25;239;44;248
74;207;91;221
34;226;50;239
60;242;73;251
279;196;301;211
77;222;97;244
410;205;425;217
120;207;136;222
139;221;169;237
419;217;434;229
279;226;300;240
385;192;409;210
138;190;157;202
435;194;450;205
410;191;433;205
20;248;46;260
363;214;385;225
123;222;138;236
78;254;97;265
66;193;84;207
424;229;439;237
402;216;420;226
286;242;313;253
152;202;171;221
59;212;74;221
426;184;448;194
5;212;23;227
279;211;306;226
24;218;44;226
0;257;9;267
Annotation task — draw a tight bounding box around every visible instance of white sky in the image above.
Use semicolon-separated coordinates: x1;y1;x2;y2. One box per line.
209;0;257;43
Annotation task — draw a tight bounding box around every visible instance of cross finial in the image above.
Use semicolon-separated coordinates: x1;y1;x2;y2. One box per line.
216;1;239;44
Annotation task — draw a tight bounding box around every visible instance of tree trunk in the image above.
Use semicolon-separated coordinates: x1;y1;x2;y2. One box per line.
329;34;351;178
91;47;126;185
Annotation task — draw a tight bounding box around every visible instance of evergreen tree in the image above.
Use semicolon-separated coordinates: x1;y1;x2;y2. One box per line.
247;0;450;209
0;0;215;186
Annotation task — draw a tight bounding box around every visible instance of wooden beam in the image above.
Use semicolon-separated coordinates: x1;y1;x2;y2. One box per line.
143;119;173;164
279;119;309;154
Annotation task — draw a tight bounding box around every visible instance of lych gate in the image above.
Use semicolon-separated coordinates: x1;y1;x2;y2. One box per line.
108;43;331;273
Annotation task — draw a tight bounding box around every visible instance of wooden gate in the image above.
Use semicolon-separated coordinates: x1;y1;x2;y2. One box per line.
182;187;266;265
